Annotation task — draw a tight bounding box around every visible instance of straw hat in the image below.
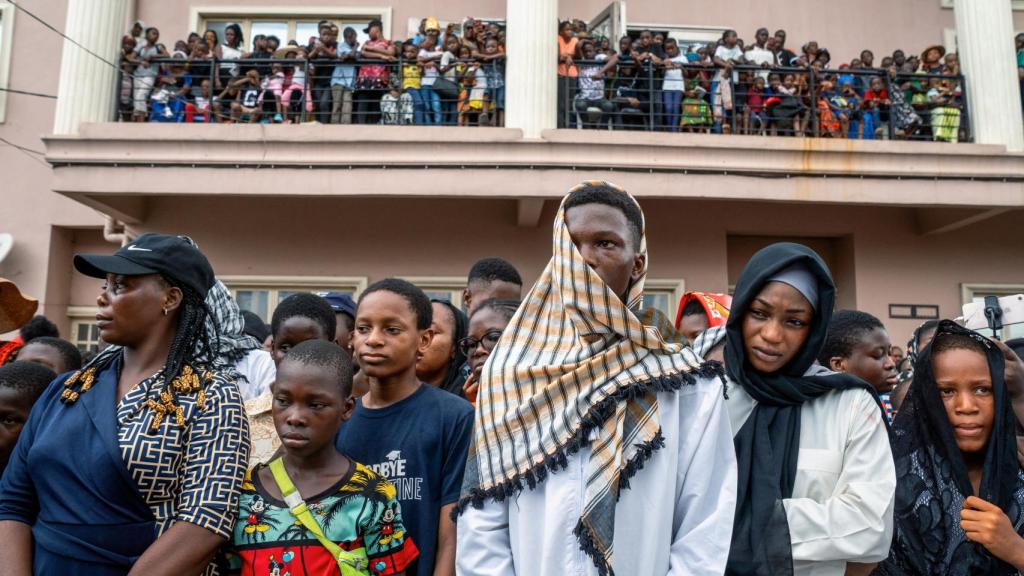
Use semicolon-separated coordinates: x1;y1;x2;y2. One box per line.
0;278;38;334
921;44;946;62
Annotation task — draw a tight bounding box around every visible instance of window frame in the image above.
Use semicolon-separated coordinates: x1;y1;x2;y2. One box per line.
961;283;1024;340
67;305;102;354
220;275;368;323
644;279;687;322
190;5;393;47
0;1;16;124
400;276;466;310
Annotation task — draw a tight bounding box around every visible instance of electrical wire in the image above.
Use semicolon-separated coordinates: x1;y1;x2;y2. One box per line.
0;136;49;166
0;86;57;99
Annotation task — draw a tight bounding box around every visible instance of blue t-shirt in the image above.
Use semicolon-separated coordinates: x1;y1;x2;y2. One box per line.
336;383;474;576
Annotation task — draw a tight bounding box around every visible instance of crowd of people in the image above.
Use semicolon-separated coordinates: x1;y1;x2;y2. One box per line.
0;182;1023;576
118;16;995;143
559;23;969;141
120;17;507;126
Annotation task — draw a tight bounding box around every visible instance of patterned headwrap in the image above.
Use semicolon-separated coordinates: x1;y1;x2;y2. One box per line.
198;280;261;371
674;291;732;332
456;181;715;576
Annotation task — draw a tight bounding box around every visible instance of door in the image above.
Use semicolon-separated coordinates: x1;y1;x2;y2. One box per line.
588;1;627;43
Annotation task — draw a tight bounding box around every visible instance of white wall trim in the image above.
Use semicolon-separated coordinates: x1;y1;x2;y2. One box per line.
189;5;393;39
219;275;369;293
0;1;17;124
940;0;1024;10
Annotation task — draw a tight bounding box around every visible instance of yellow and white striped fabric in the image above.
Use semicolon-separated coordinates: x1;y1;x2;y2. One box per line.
457;181;706;576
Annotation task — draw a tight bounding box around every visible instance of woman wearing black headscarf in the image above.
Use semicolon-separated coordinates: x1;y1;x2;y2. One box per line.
416;299;469;397
875;321;1024;575
724;242;895;576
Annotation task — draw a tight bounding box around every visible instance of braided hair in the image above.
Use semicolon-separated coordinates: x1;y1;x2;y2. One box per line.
60;275;221;431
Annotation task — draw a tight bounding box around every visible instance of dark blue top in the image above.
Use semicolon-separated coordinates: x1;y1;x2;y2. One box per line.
0;358;156;575
336;383;474;576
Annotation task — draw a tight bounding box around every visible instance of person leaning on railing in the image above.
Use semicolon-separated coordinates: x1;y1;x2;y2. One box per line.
354;19;397;125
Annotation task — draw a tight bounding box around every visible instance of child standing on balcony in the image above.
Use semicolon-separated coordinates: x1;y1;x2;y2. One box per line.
661;38;687;132
133;27;168;122
260;62;287;123
747;76;768;135
401;42;425;125
417;35;444;126
457;46;479;126
479;38;505;127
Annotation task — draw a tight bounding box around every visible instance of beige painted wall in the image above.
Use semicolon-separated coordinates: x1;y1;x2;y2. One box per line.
0;0;105;324
134;0;1024;65
52;195;1022;346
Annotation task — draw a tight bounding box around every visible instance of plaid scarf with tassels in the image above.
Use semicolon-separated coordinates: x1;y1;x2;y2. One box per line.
456;181;710;576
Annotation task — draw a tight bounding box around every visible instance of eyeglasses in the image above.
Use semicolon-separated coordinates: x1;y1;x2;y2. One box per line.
458;329;504;357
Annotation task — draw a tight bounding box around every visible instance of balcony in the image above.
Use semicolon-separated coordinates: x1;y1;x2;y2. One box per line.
44;120;1024;231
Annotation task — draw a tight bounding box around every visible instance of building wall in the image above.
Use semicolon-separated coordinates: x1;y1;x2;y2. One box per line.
135;0;1024;65
56;195;1022;346
0;0;105;331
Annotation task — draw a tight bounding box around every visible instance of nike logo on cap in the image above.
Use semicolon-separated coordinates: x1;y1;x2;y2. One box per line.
126;245;152;252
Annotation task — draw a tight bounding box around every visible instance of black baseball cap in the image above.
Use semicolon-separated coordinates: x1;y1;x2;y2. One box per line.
74;233;216;298
318;291;357;318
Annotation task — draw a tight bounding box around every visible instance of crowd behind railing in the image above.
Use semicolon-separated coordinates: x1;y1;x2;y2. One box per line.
559;24;971;142
119;17;506;126
119;17;1008;142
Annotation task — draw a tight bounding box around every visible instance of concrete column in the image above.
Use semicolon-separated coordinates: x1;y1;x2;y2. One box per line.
505;0;557;138
955;0;1024;151
53;0;129;134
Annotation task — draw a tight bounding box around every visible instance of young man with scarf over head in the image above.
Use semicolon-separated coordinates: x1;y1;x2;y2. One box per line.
455;181;737;576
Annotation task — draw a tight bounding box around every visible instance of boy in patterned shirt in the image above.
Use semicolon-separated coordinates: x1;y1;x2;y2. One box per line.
228;340;418;575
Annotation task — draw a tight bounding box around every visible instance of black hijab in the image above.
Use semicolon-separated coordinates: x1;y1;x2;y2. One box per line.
877;321;1022;576
725;242;880;576
431;299;469;397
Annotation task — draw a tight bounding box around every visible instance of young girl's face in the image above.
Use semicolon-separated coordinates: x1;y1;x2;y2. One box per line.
459;47;471;59
870;77;883;92
769;75;781;88
403;44;417;59
784;74;795;88
666;42;679;57
204;31;217;46
934;346;994;456
485;39;499;55
754;77;765;90
446;36;460;53
466;308;511;382
200;80;211;96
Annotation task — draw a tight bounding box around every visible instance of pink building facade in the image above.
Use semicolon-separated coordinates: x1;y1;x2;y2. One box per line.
1;0;1023;351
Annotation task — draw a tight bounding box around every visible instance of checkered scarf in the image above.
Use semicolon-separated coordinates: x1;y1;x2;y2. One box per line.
456;182;712;576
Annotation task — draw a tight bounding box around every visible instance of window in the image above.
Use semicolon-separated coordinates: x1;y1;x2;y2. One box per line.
627;24;727;54
401;277;466;309
962;284;1024;340
68;306;102;354
191;6;392;51
643;279;687;322
0;1;15;123
220;276;368;323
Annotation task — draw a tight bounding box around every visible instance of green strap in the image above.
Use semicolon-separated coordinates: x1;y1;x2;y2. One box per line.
268;458;369;575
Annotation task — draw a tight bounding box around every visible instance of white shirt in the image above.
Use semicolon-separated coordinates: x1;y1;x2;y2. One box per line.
745;45;777;80
233;349;276;401
714;45;744;82
662;54;687;91
418;49;443;86
725;370;896;576
457;375;737;576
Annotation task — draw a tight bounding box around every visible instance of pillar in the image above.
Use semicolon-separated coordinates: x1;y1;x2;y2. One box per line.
955;0;1024;151
53;0;129;134
505;0;557;138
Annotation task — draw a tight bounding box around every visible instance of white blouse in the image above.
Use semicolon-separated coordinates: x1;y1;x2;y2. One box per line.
725;370;896;576
457;375;737;576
